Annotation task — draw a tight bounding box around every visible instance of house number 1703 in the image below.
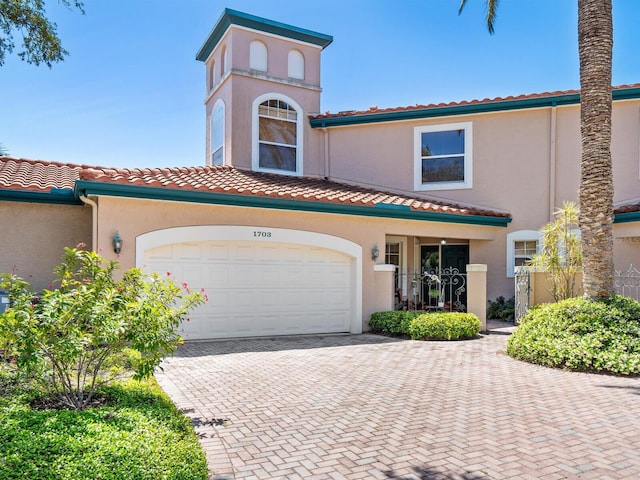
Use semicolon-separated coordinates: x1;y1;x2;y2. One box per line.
253;231;272;237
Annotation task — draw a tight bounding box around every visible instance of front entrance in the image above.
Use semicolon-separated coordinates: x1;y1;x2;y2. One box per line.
421;244;469;311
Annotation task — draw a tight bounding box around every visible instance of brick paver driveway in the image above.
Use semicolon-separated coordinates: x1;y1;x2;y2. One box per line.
156;332;640;480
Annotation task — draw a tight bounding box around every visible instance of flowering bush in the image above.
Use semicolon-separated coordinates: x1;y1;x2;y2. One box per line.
0;247;205;409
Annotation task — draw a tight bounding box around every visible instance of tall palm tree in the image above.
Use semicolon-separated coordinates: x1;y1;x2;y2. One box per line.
459;0;614;300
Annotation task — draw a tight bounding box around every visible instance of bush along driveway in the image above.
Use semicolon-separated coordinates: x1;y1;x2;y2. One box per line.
156;333;640;480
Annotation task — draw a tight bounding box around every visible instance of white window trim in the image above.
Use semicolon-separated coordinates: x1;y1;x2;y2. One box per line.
252;92;304;176
386;236;408;298
414;122;473;191
506;230;541;278
210;98;225;166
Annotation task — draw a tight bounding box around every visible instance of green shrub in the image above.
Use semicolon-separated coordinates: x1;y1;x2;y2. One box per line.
369;311;422;335
408;312;481;340
487;296;515;321
0;376;208;480
0;246;205;409
370;311;481;340
506;296;640;375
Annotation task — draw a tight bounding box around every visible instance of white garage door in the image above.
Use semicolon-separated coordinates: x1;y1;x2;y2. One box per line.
144;240;355;339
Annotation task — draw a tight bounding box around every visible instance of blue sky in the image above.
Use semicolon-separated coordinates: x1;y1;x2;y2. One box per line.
1;0;639;168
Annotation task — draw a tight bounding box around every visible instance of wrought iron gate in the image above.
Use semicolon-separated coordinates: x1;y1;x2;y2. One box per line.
614;264;640;301
396;268;467;312
514;267;530;325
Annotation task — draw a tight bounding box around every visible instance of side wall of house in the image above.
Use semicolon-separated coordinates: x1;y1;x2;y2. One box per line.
0;201;92;292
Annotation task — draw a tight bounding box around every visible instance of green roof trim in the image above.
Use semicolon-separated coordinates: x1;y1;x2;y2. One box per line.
74;181;511;227
310;87;640;128
196;8;333;62
0;188;80;205
614;211;640;224
375;203;411;211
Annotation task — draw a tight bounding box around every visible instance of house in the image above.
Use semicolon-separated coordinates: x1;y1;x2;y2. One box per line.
2;8;640;339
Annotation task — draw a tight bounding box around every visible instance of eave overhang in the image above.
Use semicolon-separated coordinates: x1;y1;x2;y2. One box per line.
613;211;640;224
310;87;640;128
0;188;80;205
196;8;333;62
74;180;511;227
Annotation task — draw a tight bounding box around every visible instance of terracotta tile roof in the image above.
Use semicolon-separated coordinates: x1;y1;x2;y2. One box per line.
310;83;640;120
0;157;509;219
615;201;640;215
80;164;509;218
0;157;86;191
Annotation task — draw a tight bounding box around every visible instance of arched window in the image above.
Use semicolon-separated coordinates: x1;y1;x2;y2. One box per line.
288;50;304;80
252;94;302;175
208;61;216;91
249;40;268;72
211;100;225;166
220;45;227;75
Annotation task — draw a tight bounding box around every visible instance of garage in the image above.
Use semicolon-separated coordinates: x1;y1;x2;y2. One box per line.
138;226;362;339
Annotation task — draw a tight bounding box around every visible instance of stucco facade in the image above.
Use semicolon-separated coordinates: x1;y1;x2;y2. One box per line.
2;8;640;339
0;201;91;291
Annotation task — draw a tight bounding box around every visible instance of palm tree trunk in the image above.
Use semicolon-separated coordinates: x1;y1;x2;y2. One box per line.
578;0;614;299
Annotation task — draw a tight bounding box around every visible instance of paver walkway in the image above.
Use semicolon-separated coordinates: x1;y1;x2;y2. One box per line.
156;326;640;480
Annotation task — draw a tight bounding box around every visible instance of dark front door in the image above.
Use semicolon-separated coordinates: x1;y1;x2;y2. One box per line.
442;245;468;311
442;245;469;273
420;244;469;311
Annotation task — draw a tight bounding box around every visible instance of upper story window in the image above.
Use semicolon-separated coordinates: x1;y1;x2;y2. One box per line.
287;49;304;80
221;45;227;76
252;93;303;175
414;122;472;191
506;230;541;277
249;40;268;72
208;62;216;91
211;100;225;166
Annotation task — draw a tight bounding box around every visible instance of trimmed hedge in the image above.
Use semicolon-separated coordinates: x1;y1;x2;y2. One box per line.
506;296;640;375
369;311;481;341
409;313;481;340
369;311;422;335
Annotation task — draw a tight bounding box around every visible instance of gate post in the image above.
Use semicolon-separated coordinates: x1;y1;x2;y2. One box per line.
373;264;396;313
466;264;487;333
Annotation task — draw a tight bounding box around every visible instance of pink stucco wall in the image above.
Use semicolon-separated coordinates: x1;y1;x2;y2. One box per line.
0;202;92;292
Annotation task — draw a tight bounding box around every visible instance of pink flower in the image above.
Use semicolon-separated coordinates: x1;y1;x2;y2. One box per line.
166;271;172;276
182;282;188;289
186;317;190;322
76;242;86;249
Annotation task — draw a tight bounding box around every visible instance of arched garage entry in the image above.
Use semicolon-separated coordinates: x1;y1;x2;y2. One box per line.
136;226;362;339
